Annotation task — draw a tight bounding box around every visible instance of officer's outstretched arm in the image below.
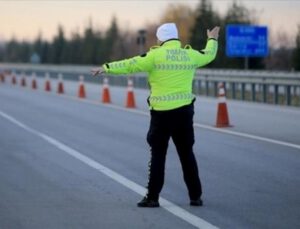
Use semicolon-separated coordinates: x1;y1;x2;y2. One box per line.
196;26;220;67
92;51;154;76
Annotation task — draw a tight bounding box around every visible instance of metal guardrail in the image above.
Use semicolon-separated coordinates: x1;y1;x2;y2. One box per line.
1;63;300;106
193;70;300;106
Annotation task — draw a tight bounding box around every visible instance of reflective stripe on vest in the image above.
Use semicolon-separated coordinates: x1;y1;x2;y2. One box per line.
149;92;195;103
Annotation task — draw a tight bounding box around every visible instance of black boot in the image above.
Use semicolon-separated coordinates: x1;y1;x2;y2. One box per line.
190;198;203;206
137;196;160;208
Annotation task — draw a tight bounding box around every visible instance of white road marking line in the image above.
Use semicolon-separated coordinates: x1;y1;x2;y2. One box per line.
63;95;300;151
0;110;219;229
193;123;300;150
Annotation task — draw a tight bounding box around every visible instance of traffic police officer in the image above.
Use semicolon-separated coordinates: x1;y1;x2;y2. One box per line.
92;22;219;207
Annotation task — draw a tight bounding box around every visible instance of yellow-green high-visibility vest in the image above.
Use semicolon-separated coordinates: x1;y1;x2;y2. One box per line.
102;39;218;111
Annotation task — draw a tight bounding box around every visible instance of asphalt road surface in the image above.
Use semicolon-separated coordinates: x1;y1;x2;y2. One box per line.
0;78;300;229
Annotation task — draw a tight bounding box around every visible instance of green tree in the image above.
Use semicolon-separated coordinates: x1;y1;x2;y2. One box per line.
67;30;83;64
4;38;19;62
293;25;300;71
19;41;31;62
51;25;67;64
104;16;119;61
81;20;103;65
33;32;43;55
33;40;49;64
30;32;44;63
224;1;252;24
94;31;104;64
40;41;50;63
0;43;4;62
4;38;31;63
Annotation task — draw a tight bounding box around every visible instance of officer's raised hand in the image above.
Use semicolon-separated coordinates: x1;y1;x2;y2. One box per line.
91;67;105;76
207;26;220;40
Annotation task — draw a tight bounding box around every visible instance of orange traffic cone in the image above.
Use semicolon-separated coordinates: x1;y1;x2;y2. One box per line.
102;77;111;103
31;72;37;90
125;78;136;108
44;73;51;92
216;83;231;127
78;75;86;98
21;73;27;87
57;73;64;94
11;73;17;85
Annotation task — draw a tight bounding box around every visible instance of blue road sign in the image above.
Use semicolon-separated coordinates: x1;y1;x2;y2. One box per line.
226;25;268;57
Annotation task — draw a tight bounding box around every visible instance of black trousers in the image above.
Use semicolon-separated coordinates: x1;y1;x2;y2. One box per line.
146;102;202;201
